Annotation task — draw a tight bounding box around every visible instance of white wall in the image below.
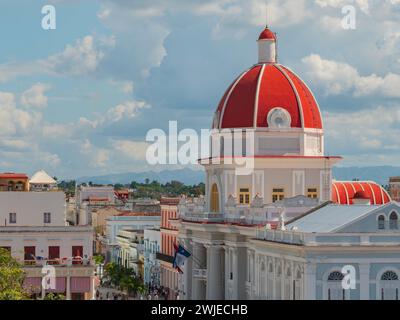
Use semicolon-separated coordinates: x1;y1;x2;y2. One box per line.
0;192;66;227
0;226;93;261
106;217;161;244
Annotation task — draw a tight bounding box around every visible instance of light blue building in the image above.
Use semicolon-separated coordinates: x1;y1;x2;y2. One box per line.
253;202;400;300
143;228;161;288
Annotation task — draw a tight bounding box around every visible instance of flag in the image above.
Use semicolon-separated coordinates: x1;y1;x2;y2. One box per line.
172;243;191;273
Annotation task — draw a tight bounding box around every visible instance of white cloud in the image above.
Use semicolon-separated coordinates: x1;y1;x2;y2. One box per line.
112;140;149;161
315;0;370;14
42;124;69;137
109;79;134;94
0;92;41;136
93;149;110;168
324;105;400;158
42;35;109;76
39;152;61;167
106;100;150;122
0;35;114;83
301;54;400;97
20;83;50;108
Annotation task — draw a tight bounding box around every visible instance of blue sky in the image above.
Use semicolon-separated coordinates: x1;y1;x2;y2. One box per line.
0;0;399;179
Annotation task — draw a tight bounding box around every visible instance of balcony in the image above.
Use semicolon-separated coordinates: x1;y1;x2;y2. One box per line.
156;252;174;264
22;258;93;267
178;195;319;226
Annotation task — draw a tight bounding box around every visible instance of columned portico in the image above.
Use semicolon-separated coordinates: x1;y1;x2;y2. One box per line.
192;242;206;300
205;244;224;300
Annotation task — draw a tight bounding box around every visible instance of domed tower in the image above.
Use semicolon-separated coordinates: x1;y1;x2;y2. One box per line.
205;26;342;215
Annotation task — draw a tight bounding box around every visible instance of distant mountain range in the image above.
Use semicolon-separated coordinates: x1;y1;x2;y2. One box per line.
76;166;400;186
76;168;205;185
332;166;399;186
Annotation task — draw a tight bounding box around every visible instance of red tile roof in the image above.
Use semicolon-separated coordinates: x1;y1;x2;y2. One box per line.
0;173;28;179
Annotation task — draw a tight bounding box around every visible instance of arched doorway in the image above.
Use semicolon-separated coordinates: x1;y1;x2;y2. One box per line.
379;270;399;300
325;271;348;300
210;183;219;212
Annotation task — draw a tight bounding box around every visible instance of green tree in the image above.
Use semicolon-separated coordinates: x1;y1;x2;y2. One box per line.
93;255;105;265
43;292;65;300
0;248;28;300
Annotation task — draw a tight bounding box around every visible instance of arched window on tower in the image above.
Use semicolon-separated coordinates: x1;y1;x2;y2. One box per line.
389;212;398;230
210;184;219;213
378;215;385;230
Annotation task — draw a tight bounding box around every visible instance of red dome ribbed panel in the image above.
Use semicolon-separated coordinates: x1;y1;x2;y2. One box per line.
256;65;302;128
332;181;391;205
221;65;261;128
216;72;244;115
280;66;322;129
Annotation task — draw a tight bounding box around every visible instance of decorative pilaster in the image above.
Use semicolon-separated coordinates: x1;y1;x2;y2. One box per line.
205;244;224;300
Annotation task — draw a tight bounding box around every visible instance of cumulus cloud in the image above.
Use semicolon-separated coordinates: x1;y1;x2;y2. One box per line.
315;0;370;14
106;100;150;122
20;83;50;108
112;140;149;161
301;54;400;97
0;35;114;83
42;35;113;76
0;92;42;136
324;105;400;165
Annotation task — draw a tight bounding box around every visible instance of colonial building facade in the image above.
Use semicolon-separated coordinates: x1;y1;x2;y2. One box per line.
172;26;393;300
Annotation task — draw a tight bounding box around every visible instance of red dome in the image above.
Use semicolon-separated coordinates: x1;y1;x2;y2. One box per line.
354;190;369;199
214;64;323;129
332;181;391;205
258;28;276;41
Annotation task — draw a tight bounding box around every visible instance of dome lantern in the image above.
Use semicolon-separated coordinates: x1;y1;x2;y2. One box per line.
257;26;277;64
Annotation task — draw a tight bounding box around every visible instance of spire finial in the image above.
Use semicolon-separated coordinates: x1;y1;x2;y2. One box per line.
265;3;269;28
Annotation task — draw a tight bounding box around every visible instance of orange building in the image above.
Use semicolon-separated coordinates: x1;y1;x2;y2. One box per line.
0;173;29;191
158;197;180;299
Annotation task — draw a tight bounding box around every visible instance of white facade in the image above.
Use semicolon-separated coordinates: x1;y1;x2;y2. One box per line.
144;228;161;287
0;226;93;262
106;215;161;245
0;189;95;299
0;192;66;227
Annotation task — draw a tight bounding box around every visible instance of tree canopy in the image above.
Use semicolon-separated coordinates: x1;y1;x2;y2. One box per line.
0;248;28;300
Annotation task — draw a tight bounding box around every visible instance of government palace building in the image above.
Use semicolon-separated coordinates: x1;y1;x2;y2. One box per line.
170;25;400;301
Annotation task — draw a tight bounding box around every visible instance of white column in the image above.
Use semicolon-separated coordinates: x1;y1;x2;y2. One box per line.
230;247;239;299
183;239;193;300
359;263;370;300
303;263;317;300
91;275;96;300
224;246;229;299
41;280;45;299
206;244;224;300
191;243;205;300
66;275;71;300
